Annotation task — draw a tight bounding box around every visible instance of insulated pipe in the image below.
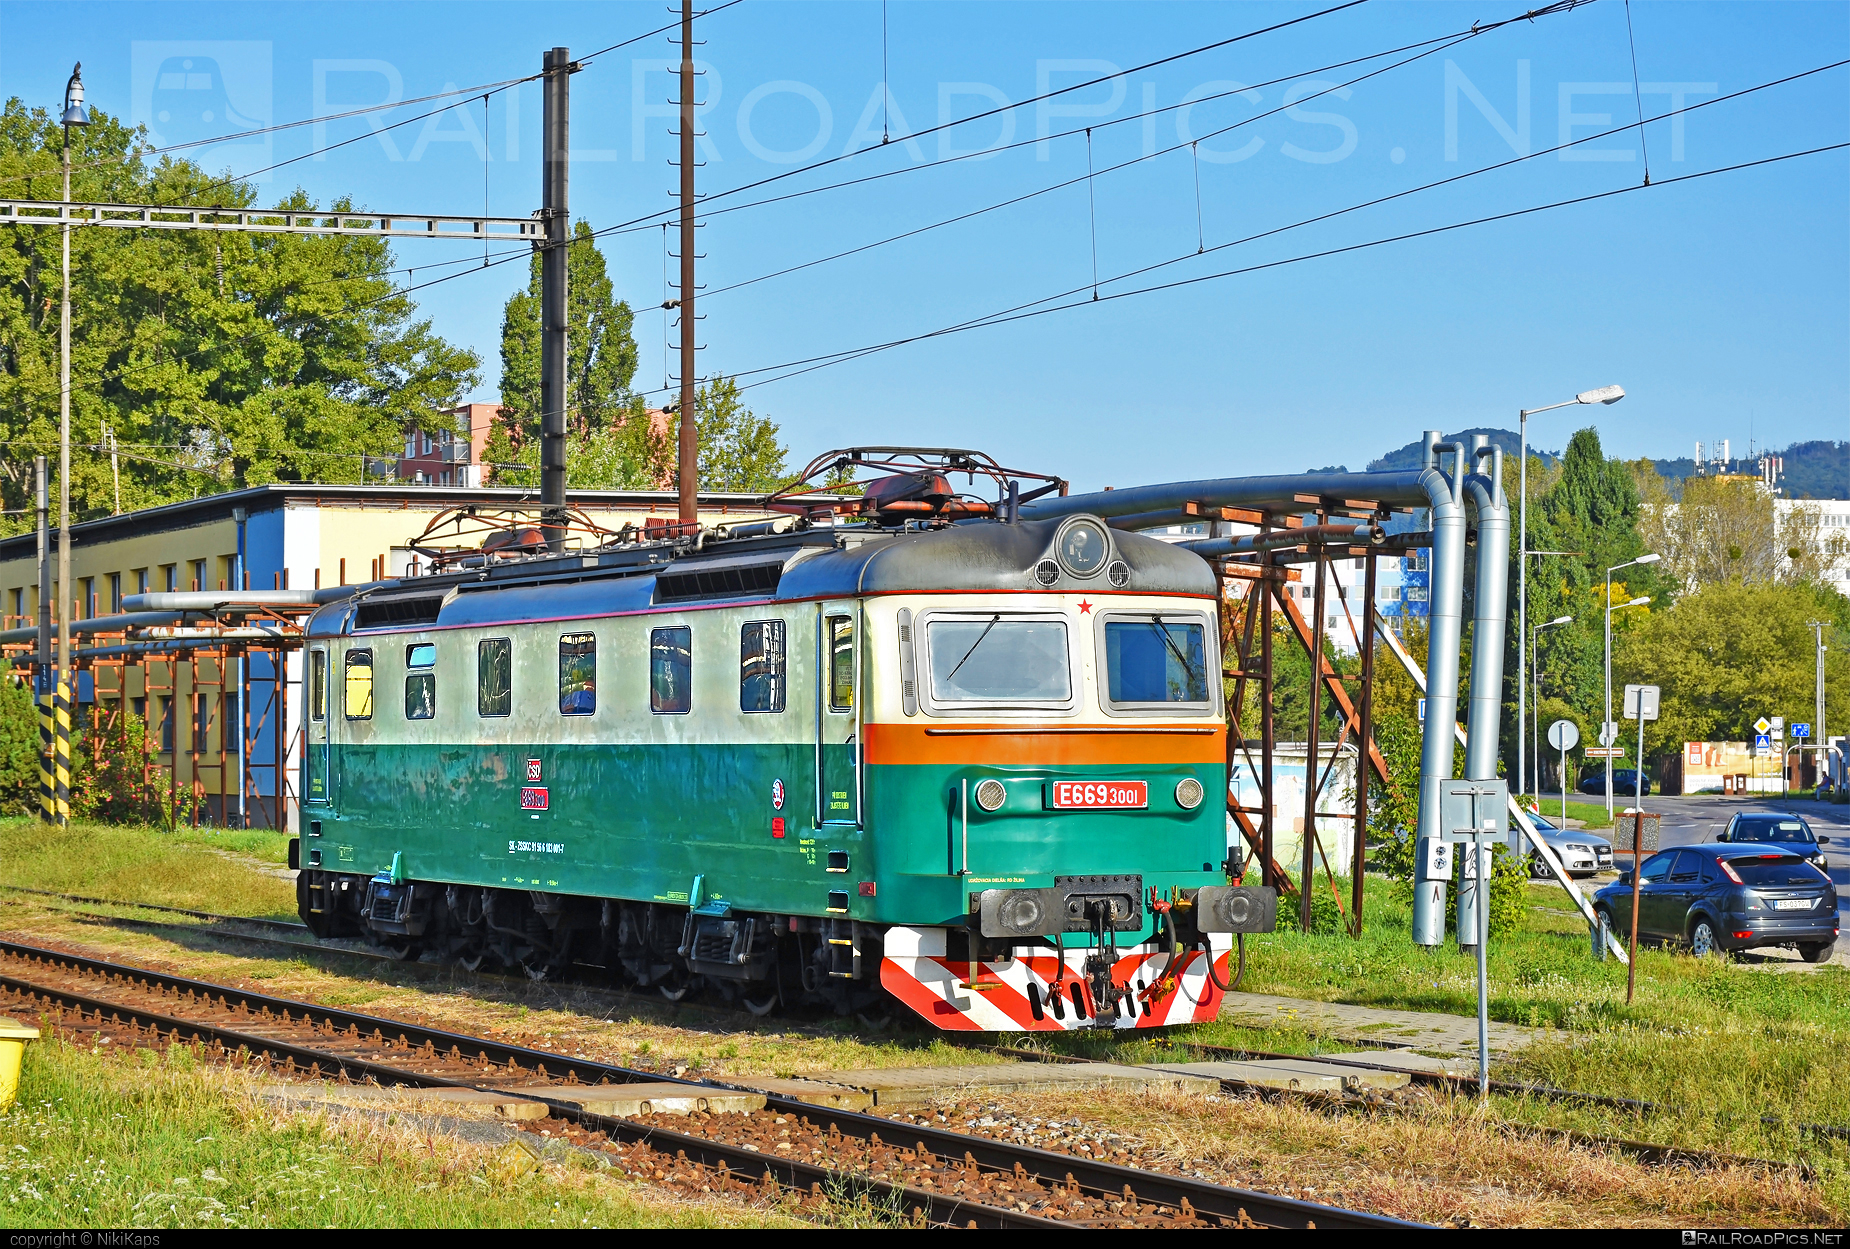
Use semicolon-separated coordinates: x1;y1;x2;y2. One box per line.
123;584;392;613
1457;436;1510;952
0;611;186;645
1023;470;1436;524
1413;437;1469;948
1176;524;1383;558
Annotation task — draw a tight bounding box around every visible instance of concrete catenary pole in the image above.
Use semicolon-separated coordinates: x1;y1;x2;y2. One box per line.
676;0;700;526
540;47;572;544
1458;436;1510;952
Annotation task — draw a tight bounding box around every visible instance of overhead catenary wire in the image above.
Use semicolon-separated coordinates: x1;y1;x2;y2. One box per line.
1623;0;1652;184
695;15;1506;298
661;142;1848;399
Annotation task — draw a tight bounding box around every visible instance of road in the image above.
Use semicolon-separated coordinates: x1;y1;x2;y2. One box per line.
1537;791;1847;968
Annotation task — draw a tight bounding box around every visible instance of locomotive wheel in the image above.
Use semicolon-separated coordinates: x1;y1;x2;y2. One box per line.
658;982;690;1002
742;992;778;1017
455;947;489;973
375;938;422;962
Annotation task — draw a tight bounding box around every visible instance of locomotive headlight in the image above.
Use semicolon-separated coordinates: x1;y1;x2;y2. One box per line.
1175;777;1205;809
973;778;1008;811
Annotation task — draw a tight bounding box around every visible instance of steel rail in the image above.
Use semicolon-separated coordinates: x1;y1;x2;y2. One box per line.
0;939;1418;1230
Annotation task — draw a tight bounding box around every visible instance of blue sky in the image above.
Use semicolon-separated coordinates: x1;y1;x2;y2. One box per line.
2;0;1845;490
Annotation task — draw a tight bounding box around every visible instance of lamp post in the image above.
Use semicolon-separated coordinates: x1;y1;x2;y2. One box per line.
1517;384;1624;824
1604;552;1659;819
55;63;87;826
1531;614;1572;812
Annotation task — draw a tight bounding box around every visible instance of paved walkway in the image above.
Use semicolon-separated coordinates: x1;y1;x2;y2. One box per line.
1217;991;1543;1056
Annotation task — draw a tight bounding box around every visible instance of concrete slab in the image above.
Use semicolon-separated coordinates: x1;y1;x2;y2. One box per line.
819;1062;1217;1108
553;1083;765;1117
1146;1059;1410;1094
256;1082;550;1121
720;1075;875;1112
1217;991;1542;1056
1323;1049;1480;1079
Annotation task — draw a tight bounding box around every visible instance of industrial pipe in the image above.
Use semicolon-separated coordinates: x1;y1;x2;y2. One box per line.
1411;432;1469;948
124;583;392;613
1456;436;1510;952
1177;523;1383;558
0;611;186;646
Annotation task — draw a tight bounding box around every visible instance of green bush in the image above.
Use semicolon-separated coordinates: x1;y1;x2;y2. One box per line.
0;675;41;815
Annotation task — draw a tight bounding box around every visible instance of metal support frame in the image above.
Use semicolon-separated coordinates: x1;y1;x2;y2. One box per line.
0;199;540;241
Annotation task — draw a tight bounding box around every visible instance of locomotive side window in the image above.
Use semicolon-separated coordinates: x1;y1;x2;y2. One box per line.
404;643;436;721
309;649;327;721
1102;615;1210;708
827;615;855;712
740;620;785;713
559;633;596;715
343;649;373;720
477;638;512;717
651;626;693;714
925;615;1070;704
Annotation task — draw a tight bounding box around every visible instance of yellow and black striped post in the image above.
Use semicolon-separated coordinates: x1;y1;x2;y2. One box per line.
36;685;55;824
53;679;71;824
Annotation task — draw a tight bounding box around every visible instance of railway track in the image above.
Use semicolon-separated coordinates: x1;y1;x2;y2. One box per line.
0;938;1420;1230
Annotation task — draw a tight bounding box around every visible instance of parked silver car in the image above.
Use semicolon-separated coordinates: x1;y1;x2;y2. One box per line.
1523;813;1615;879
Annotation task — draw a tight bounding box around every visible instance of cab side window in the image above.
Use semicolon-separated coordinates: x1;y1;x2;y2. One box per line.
827;615;854;712
478;638;511;716
405;643;436;720
740;620;785;713
651;626;692;714
343;650;373;720
560;633;596;715
310;649;327;721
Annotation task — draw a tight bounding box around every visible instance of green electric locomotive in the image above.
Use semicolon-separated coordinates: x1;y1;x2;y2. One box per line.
294;456;1257;1031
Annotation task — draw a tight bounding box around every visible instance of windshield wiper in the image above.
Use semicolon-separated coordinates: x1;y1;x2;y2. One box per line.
1146;615;1199;688
945;614;1003;683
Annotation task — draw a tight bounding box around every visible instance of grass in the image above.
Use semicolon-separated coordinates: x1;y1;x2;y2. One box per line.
0;817;295;919
0;1034;798;1228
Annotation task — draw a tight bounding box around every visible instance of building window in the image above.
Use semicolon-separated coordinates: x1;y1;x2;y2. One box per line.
157;697;174;753
651;626;693;714
1406;587;1429;602
135;569;150;595
9;588;21;625
405;643;436;720
79;577;93;619
478;638;511;716
344;650;374;720
191;559;207;592
108;573;122;614
740;620;785;713
225;692;240;749
559;633;596;715
828;615;855;712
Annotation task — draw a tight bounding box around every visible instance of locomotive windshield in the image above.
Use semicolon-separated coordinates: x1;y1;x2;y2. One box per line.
1103;616;1209;705
927;616;1071;703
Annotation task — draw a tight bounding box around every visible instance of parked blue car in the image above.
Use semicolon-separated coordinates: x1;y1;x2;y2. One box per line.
1578;768;1650;797
1593;844;1838;962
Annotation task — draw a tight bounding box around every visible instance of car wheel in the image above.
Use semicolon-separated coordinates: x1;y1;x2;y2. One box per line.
1798;942;1835;965
1688;919;1723;960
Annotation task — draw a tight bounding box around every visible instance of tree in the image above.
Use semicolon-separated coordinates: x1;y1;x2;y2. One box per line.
489;221;639;465
1615;581;1850;761
0;99;480;525
1641;474;1850;592
0;677;39;816
682;376;789;492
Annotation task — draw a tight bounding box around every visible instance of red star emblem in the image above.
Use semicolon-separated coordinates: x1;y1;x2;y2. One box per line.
1077;600;1093;614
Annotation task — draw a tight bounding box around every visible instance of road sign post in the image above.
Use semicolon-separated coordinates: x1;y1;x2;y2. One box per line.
1442;779;1506;1100
1547;719;1579;833
1622;684;1660;1004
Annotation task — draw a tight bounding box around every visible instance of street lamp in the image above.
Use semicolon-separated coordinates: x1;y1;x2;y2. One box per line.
55;63;87;826
1516;383;1625;826
1531;614;1573;809
1604;550;1660;817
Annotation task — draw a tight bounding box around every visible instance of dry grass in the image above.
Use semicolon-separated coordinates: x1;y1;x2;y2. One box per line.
963;1085;1845;1227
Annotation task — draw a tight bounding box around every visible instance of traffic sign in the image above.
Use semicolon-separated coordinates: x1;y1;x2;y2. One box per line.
1623;684;1660;721
1754;733;1772;752
1771;716;1784;731
1599;721;1619;747
1754;717;1772;735
1584;747;1626;758
1547;719;1580;751
1417;698;1426;722
1794;723;1812;739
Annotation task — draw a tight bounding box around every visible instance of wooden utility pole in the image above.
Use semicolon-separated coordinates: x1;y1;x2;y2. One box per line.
676;0;700;526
